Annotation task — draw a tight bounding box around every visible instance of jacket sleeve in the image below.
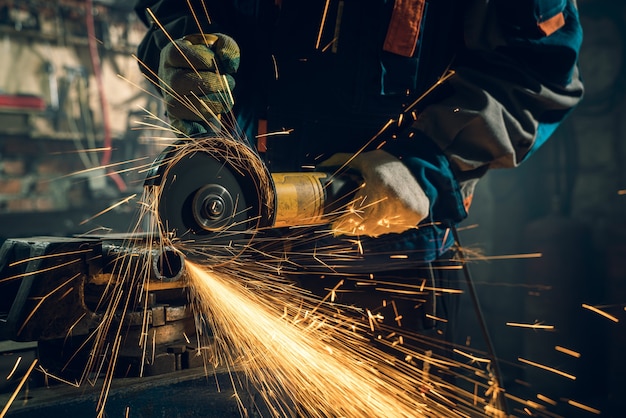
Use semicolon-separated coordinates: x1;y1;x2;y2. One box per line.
386;0;583;224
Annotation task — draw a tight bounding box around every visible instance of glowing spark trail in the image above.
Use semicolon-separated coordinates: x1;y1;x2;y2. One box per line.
505;322;555;330
186;261;494;417
187;261;429;417
581;303;619;323
554;346;581;358
536;393;557;406
566;399;601;415
0;359;37;418
5;357;21;381
79;194;137;225
518;357;576;381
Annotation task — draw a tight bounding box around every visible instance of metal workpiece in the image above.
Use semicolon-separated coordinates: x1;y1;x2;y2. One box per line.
0;234;203;389
0;236;102;342
101;242;186;283
0;236;191;341
0;236;208;418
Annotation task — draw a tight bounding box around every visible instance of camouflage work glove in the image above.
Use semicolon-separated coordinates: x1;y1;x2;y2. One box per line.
322;150;430;237
158;33;240;136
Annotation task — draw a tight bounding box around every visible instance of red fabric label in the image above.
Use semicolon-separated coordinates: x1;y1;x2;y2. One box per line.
383;0;426;57
537;11;565;36
257;119;268;153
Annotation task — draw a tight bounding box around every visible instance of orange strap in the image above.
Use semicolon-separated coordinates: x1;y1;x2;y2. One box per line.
257;119;268;153
383;0;426;57
537;11;565;36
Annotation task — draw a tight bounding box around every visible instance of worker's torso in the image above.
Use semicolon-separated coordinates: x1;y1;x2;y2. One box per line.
222;0;464;170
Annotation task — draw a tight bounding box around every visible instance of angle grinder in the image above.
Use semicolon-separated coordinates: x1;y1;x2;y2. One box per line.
144;135;360;244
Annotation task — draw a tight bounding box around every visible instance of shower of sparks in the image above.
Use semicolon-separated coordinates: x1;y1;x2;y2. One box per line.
581;303;620;323
185;261;495;417
95;121;504;416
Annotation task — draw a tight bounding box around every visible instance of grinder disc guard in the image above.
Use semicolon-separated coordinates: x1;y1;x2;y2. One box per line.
145;137;275;245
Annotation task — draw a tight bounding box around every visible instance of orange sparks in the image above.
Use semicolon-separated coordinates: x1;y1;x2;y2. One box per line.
554;345;581;358
0;258;81;284
581;303;619;323
5;357;21;381
465;253;542;261
505;322;555;330
426;314;449;323
567;399;601;415
453;349;490;364
0;359;38;418
184;260;498;417
315;0;332;49
8;248;92;268
518;357;576;380
80;194;137;225
536;393;557;406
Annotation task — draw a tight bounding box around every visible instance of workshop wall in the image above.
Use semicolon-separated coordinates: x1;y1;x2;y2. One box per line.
0;0;167;238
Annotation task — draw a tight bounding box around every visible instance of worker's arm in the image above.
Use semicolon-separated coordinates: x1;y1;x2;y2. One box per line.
382;0;584;226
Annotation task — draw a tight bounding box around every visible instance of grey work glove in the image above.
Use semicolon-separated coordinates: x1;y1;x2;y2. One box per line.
158;33;240;135
322;150;430;237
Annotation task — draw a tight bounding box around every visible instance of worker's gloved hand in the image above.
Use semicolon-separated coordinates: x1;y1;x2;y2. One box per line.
322;150;430;237
158;33;240;136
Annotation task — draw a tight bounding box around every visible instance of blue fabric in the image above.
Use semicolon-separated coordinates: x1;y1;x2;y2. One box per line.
383;129;467;226
496;0;583;85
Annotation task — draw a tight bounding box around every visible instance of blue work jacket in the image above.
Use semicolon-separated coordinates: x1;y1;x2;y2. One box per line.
136;0;583;268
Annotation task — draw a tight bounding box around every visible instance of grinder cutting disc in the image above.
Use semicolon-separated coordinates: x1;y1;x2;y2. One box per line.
145;137;275;242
